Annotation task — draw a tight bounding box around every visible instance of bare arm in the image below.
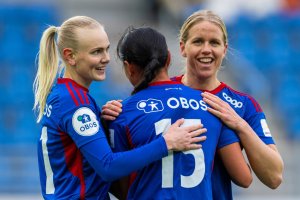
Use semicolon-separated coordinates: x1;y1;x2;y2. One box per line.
234;122;283;189
202;92;283;189
218;142;252;188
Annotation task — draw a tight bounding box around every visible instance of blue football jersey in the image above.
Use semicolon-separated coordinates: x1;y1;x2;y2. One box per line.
37;78;169;200
172;75;275;200
109;81;240;200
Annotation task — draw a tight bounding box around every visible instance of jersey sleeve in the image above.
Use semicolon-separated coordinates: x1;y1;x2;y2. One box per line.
80;132;168;182
60;106;106;148
217;125;240;149
244;97;275;145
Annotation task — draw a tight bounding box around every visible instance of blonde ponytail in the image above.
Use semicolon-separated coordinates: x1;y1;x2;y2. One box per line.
33;26;60;123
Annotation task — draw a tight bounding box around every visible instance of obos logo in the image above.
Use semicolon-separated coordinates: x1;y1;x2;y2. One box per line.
137;98;164;113
72;107;99;136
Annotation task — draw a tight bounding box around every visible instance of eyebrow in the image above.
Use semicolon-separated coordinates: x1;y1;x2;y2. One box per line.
90;44;110;52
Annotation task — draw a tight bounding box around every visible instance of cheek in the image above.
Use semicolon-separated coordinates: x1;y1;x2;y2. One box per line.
216;51;225;62
186;49;198;61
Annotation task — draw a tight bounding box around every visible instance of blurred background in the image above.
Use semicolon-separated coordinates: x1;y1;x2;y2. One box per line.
0;0;299;199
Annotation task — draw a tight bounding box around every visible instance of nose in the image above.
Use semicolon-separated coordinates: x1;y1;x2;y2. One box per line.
101;51;110;64
201;42;212;54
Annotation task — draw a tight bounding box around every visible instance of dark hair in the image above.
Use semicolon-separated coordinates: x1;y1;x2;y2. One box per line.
117;27;168;95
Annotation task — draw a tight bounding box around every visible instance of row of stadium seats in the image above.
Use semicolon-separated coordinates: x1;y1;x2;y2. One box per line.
226;12;300;139
0;5;60;193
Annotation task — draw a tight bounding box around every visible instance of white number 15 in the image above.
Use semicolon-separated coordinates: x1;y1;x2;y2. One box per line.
155;119;205;188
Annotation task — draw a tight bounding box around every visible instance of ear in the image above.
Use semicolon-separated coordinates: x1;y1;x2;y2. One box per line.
179;41;187;57
222;43;228;59
166;50;171;69
123;60;136;77
63;48;76;66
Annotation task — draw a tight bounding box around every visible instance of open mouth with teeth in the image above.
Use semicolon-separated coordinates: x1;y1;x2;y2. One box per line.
96;67;105;71
199;57;213;64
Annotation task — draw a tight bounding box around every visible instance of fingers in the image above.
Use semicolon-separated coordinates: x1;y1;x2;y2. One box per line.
165;119;208;151
202;91;221;102
184;132;207;151
184;123;203;133
172;118;185;127
101;100;123;120
102;107;121;116
206;107;222;117
201;92;231;118
202;93;221;110
186;143;202;150
189;127;207;138
112;100;123;107
192;135;207;143
101;114;116;121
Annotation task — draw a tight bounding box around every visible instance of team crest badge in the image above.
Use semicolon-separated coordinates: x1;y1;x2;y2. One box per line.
72;107;99;136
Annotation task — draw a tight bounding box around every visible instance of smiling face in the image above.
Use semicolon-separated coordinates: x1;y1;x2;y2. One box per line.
180;20;227;84
72;26;110;88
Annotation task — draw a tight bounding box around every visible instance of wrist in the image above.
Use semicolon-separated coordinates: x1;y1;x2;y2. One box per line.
163;135;173;150
235;120;250;135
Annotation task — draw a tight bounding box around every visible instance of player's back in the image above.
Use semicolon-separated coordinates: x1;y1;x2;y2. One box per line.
110;81;239;200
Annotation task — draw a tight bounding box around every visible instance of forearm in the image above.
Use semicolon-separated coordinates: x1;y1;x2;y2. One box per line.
81;137;168;182
236;121;284;189
218;142;252;188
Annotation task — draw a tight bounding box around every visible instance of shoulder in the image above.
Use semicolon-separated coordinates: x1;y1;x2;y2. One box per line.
48;83;98;119
220;83;263;112
170;74;184;82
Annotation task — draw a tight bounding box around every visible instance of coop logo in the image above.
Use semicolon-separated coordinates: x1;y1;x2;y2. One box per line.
222;92;243;108
72;107;99;136
137;98;164;113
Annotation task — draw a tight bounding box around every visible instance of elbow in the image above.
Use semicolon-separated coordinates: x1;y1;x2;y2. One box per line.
100;172;117;182
96;167;118;182
268;161;284;189
267;174;283;189
240;175;253;188
234;174;253;188
262;162;284;189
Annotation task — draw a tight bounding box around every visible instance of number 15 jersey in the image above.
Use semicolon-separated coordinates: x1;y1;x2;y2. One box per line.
109;81;239;200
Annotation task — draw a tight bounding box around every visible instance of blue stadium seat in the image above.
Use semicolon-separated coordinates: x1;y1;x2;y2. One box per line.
0;5;60;63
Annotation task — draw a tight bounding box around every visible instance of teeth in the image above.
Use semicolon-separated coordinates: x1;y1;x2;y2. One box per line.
199;58;212;63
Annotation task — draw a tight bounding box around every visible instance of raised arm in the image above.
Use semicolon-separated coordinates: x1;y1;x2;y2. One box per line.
202;92;283;189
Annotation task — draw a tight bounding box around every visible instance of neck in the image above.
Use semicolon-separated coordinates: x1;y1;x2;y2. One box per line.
150;70;170;83
182;73;220;91
64;69;91;89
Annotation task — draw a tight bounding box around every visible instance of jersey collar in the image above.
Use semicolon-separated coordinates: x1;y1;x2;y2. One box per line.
172;74;227;94
149;80;182;86
57;78;89;92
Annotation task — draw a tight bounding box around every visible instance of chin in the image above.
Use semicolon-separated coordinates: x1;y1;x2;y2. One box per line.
95;75;106;81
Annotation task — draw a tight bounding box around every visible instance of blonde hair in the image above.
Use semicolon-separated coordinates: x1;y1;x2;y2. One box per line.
179;10;228;45
33;16;102;123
